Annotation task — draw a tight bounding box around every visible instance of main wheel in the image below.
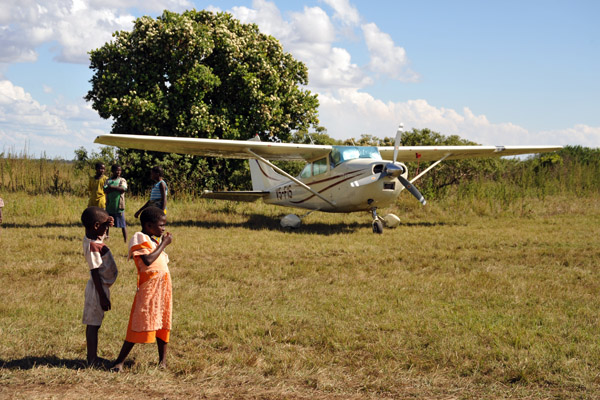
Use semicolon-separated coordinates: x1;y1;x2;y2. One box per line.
372;219;383;234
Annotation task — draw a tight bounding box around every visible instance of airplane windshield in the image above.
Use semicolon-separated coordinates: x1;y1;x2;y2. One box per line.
331;146;382;166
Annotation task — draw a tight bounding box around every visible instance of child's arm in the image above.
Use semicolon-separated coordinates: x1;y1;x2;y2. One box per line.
105;181;126;194
90;269;111;311
140;233;172;266
159;181;167;213
134;201;151;218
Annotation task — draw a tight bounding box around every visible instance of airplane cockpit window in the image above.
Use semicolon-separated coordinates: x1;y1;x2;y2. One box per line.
300;163;312;179
313;158;328;175
331;146;382;166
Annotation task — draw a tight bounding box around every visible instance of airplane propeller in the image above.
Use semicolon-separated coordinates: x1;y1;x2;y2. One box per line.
350;125;426;205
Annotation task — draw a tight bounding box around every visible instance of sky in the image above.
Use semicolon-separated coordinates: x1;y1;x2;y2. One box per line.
1;0;599;159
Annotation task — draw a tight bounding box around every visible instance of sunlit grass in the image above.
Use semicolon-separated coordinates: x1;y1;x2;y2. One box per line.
1;190;600;398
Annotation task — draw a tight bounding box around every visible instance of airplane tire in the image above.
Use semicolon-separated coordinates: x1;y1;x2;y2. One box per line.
372;220;383;234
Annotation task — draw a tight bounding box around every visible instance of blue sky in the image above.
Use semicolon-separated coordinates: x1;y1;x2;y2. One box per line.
1;0;598;159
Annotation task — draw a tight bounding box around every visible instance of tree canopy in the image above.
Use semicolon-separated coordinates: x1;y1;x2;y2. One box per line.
86;10;320;193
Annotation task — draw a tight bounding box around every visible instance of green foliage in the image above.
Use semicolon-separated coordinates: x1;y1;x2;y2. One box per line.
73;146;118;172
86;10;320;194
404;129;510;198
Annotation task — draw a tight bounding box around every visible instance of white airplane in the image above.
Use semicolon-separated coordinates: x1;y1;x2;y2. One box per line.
95;126;561;233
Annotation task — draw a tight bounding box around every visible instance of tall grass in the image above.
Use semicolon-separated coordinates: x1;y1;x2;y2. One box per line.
2;145;599;201
0;152;87;196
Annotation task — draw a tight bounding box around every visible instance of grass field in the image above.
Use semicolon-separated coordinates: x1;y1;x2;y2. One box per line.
1;191;600;399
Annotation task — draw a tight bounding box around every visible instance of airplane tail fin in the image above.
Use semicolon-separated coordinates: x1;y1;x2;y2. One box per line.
248;136;287;191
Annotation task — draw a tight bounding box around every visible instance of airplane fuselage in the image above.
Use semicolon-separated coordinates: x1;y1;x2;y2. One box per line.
263;159;404;212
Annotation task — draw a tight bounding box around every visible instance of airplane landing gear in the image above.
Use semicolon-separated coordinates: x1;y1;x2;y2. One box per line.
372;219;383;234
371;207;384;234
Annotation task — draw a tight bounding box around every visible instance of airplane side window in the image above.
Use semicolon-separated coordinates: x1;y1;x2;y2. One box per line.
300;163;312;179
313;158;328;176
331;148;341;165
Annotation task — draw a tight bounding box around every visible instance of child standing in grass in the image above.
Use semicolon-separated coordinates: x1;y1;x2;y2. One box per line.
81;206;117;367
134;166;168;217
88;163;108;208
112;206;173;371
104;164;128;242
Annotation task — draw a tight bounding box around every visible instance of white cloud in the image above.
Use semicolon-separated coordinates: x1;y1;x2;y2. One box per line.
321;0;360;26
231;0;370;90
232;0;292;39
0;80;110;158
537;125;600;148
0;0;188;64
317;88;600;147
0;80;66;129
362;22;419;82
290;6;335;44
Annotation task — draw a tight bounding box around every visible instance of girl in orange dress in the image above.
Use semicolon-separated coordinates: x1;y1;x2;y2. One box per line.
112;207;173;371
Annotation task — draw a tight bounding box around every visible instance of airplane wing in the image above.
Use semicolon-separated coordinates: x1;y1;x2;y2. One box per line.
94;134;331;161
202;190;269;202
378;145;562;162
95;134;561;163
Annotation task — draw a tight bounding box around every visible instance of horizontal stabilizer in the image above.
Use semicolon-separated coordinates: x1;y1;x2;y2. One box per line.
202;190;269;202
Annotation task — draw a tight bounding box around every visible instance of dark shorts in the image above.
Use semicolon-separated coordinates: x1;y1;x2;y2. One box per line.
109;213;127;228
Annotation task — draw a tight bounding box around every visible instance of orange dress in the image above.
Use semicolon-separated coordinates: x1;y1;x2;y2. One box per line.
125;232;172;343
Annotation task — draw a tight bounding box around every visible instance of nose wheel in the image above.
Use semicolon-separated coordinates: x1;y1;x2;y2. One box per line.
371;207;384;234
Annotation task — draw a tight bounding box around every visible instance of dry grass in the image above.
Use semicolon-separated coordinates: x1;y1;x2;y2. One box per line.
1;192;600;399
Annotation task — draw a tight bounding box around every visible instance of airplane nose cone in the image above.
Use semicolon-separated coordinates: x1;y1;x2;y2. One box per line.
384;162;403;177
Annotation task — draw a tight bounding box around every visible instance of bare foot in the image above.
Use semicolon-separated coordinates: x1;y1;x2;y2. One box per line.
110;362;124;372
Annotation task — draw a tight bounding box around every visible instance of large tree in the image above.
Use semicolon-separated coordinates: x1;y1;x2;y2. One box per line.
86;10;320;193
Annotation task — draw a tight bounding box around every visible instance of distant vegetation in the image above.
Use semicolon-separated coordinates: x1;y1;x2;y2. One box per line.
2;131;599;201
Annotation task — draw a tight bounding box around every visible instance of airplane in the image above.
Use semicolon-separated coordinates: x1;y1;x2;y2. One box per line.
94;125;561;233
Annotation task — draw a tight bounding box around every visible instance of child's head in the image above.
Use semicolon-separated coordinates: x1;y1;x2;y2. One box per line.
94;162;105;177
111;164;122;178
81;206;111;239
140;206;167;237
150;165;163;181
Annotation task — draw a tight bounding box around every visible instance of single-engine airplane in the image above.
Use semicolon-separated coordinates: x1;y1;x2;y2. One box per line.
95;125;561;233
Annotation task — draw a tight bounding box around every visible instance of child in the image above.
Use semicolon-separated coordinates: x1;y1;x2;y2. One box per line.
81;206;117;367
88;162;108;208
134;166;168;217
112;206;173;371
104;164;128;242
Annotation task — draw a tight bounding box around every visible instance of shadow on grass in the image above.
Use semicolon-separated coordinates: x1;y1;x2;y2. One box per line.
398;221;450;227
1;356;88;370
170;214;451;234
4;215;451;234
0;356;134;371
169;214;370;234
2;222;81;229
